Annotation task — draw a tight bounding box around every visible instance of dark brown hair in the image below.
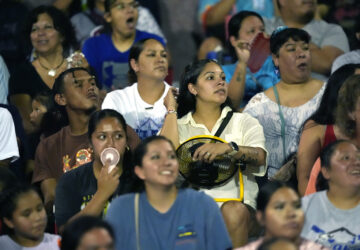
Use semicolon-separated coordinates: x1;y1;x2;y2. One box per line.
335;74;360;138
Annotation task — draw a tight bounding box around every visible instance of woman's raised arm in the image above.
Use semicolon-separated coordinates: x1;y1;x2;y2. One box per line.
160;88;179;148
296;120;324;196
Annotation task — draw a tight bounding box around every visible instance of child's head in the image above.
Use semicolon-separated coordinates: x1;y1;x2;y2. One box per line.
30;91;54;129
104;0;139;38
0;185;47;244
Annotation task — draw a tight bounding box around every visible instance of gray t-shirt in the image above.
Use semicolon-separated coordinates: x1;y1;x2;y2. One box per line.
264;17;350;82
301;191;360;249
0;233;60;250
331;50;360;74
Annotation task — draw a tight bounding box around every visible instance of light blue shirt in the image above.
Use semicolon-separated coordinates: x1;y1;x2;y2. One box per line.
222;56;279;107
198;0;274;25
0;55;9;104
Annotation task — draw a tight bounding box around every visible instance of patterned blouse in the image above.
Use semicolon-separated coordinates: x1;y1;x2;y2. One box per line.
243;83;326;178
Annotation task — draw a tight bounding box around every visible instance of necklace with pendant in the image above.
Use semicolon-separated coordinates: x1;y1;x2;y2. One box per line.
38;57;65;77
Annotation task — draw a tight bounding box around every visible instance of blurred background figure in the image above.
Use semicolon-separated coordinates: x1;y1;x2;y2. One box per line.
8;5;77;135
301;140;360;249
265;0;349;82
316;0;360;51
222;11;279;108
257;237;297;250
302;74;360;195
82;0;165;91
0;184;61;249
235;181;326;250
22;0;82;16
331;18;360;74
297;64;360;196
0;0;28;75
61;216;115;250
197;0;275;60
71;0;164;47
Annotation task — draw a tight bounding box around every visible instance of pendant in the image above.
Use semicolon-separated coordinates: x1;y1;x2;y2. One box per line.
48;69;56;77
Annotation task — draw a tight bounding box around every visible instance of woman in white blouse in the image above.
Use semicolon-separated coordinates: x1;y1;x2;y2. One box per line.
161;59;267;248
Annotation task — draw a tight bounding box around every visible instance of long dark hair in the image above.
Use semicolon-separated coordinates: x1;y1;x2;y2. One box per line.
297;64;360;144
306;64;360;125
22;5;78;57
88;109;133;179
0;184;44;235
335;74;360;138
256;181;296;213
227;11;264;62
177;59;234;118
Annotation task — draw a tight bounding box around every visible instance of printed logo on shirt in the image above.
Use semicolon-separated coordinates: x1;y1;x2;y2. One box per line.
311;225;360;249
102;61;129;90
80;194;111;216
175;224;197;246
136;117;164;140
62;148;92;172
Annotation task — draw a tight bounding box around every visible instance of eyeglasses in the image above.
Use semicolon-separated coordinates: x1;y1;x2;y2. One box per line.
112;1;140;10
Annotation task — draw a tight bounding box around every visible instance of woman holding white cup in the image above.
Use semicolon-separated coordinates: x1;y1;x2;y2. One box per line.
55;109;134;232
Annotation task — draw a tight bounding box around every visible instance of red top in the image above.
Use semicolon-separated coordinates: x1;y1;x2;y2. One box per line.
323;124;337;149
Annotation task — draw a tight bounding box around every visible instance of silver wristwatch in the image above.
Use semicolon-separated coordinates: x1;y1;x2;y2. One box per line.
228;141;239;157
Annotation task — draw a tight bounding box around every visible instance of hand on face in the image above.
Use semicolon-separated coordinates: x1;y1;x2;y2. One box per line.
91;116;127;168
234;40;251;63
192;143;231;163
97;160;121;198
233;15;265;63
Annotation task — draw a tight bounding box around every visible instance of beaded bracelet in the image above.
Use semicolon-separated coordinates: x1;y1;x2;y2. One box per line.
167;109;177;115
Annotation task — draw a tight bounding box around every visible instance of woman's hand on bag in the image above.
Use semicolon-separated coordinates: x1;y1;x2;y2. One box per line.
193;143;231;163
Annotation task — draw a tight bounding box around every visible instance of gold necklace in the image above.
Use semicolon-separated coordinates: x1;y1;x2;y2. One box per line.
37;57;65;77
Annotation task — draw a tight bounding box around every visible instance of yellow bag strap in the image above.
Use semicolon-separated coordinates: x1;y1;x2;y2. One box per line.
214;170;244;203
